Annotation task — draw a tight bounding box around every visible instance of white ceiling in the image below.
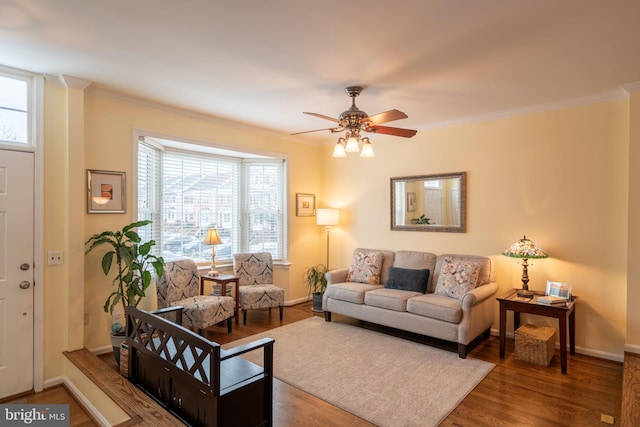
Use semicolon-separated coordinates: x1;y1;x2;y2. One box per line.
2;0;640;142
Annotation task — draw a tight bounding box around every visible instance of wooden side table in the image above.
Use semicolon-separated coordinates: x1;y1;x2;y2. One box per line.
200;274;240;324
497;288;578;374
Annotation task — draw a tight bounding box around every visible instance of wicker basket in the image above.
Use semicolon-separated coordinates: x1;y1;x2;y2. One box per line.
119;341;128;377
515;324;556;366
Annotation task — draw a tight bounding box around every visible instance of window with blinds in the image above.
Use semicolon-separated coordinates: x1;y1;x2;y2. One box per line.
137;137;286;263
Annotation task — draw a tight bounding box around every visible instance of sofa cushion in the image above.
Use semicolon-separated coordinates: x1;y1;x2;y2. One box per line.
432;254;493;292
384;267;430;293
393;251;437;290
406;294;463;323
434;257;481;300
365;288;423;312
324;282;383;304
345;249;385;285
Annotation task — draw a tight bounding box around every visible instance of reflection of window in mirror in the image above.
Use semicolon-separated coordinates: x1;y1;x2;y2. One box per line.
390;172;466;232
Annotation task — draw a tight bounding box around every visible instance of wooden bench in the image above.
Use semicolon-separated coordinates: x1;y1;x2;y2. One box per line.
126;306;274;426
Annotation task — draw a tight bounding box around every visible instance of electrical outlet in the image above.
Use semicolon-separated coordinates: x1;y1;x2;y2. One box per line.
600;414;615;425
48;251;63;266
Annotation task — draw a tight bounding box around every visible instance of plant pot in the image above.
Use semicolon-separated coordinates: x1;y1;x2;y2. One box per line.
312;292;324;312
110;334;126;366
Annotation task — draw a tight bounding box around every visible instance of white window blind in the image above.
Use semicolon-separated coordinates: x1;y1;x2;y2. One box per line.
138;137;286;262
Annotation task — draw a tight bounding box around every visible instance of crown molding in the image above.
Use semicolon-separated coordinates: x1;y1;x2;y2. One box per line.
44;74;92;90
60;75;92;90
86;86;321;147
622;81;640;94
421;87;630;130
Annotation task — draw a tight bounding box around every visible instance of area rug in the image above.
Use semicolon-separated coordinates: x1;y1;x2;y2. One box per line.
223;317;494;426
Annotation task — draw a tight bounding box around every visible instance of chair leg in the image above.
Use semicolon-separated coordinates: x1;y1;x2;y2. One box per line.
226;317;232;333
279;305;283;321
243;309;247;325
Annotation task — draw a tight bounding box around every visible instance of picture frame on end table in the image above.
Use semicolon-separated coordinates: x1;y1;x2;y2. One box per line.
87;169;126;213
545;280;572;299
296;193;315;217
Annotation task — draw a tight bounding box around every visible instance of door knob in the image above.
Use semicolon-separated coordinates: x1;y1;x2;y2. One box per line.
20;263;30;271
19;281;31;289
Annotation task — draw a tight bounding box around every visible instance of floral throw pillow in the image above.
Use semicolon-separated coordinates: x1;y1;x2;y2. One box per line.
434;258;481;300
345;250;384;285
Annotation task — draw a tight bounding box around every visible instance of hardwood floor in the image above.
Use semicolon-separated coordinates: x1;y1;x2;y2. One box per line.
1;385;97;427
8;302;626;426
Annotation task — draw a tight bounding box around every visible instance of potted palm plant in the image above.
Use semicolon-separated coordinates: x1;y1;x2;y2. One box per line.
302;263;328;312
85;220;165;363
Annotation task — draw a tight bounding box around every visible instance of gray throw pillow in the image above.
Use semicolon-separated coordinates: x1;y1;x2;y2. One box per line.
384;267;430;293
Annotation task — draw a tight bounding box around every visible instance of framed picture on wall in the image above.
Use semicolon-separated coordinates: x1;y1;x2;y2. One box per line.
407;192;416;212
87;169;126;213
296;193;315;216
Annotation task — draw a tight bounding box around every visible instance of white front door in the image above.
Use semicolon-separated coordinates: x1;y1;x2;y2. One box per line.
0;149;34;399
424;187;443;225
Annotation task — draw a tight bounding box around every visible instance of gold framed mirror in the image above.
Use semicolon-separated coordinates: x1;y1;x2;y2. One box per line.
390;172;466;232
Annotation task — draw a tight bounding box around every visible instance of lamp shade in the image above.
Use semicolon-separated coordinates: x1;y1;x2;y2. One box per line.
203;228;222;245
332;139;347;157
316;209;339;226
360;138;375;157
502;235;548;259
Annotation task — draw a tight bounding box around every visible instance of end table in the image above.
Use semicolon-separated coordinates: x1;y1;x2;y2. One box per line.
200;274;240;324
497;288;578;374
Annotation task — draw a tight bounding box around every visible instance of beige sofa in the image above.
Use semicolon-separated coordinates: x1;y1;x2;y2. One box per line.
322;248;497;358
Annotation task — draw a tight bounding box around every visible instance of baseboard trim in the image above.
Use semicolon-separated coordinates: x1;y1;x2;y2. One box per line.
624;343;640;355
46;375;111;427
489;328;624;362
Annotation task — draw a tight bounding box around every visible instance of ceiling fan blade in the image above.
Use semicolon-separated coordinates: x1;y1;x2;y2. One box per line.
303;112;341;123
291;127;339;135
369;125;417;138
362;109;408;125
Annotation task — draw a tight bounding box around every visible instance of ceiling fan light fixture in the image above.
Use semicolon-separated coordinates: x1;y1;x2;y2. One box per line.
344;132;360;152
332;138;347;157
360;138;374;157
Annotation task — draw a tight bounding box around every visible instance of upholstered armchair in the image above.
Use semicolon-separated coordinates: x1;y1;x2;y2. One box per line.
156;259;235;335
233;252;285;325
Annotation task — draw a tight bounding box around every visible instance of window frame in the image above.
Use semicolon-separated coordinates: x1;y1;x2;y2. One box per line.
132;130;289;267
0;65;39;150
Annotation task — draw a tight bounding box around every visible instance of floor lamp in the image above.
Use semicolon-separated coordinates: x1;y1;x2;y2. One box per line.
316;209;339;269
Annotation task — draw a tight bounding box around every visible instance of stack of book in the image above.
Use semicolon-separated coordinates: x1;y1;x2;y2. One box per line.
536;295;569;306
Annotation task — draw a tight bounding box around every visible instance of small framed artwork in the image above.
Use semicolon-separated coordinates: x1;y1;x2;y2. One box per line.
87;169;126;213
407;192;416;212
545;281;572;299
296;193;316;217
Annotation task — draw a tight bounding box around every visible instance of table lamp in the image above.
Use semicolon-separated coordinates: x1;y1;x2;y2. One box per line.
316;209;339;269
203;228;223;276
502;235;548;298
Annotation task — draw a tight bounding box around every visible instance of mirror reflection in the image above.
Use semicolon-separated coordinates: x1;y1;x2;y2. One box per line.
390;172;466;232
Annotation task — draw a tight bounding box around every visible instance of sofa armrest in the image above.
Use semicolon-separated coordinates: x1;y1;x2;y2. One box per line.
326;268;349;285
461;282;498;308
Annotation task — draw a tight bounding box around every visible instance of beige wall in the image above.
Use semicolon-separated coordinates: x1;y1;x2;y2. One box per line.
320;98;630;358
81;92;327;350
40;83;638;385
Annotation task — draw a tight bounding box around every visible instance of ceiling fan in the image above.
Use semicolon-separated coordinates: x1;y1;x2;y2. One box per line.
292;86;417;157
